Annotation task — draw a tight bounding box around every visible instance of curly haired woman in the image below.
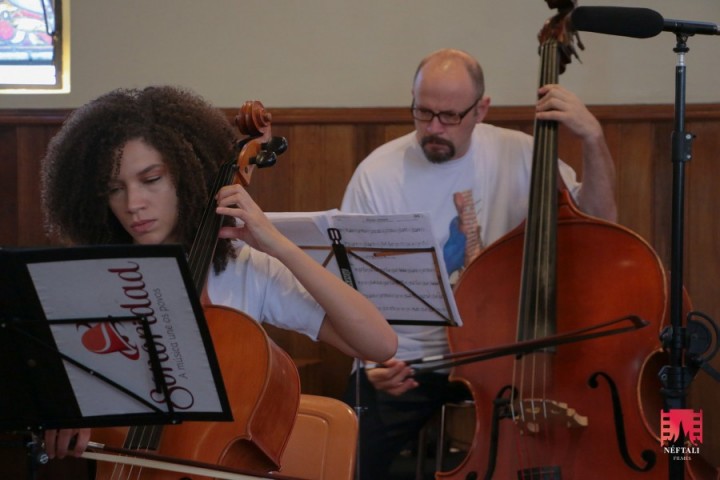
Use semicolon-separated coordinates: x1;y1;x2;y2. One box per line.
40;85;396;460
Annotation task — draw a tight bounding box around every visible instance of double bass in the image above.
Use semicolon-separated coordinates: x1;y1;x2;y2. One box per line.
85;101;301;479
439;2;670;478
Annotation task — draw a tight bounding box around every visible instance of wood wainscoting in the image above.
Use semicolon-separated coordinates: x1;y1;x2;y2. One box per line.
2;104;720;399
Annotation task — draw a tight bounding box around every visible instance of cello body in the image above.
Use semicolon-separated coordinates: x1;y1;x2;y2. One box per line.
441;193;669;479
92;305;300;479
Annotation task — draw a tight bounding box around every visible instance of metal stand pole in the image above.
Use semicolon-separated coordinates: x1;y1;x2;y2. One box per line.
659;32;693;480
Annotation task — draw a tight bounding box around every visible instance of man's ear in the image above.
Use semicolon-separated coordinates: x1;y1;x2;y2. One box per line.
475;96;491;123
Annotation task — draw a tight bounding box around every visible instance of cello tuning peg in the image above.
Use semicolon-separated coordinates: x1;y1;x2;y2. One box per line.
262;136;288;156
252;151;277;169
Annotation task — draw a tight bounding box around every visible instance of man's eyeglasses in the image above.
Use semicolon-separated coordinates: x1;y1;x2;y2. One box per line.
410;97;481;125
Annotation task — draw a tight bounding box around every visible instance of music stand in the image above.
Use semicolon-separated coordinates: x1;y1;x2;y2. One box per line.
267;210;461;480
323;221;459;480
0;244;232;477
268;210;462;327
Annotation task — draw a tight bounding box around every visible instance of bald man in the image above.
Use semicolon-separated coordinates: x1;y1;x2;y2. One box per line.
341;48;616;479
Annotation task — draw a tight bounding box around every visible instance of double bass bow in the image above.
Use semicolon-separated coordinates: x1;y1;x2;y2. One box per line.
438;2;671;478
86;101;301;480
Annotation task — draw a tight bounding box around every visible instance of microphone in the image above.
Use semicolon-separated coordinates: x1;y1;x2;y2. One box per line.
571;6;664;39
571;6;720;39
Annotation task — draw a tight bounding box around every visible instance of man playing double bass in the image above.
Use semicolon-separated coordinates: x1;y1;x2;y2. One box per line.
341;47;617;479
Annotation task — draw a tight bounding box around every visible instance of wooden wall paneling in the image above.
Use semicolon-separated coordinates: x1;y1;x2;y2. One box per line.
17;125;55;246
349;123;415;174
279;124;324;210
685;119;720;324
294;124;357;211
244;124;295;213
247;124;358;212
0;127;19;246
650;120;675;270
355;124;390;168
380;124;415;152
607;122;657;243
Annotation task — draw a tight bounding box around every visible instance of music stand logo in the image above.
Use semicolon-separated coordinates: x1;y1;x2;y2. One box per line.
661;409;702;460
78;320;141;360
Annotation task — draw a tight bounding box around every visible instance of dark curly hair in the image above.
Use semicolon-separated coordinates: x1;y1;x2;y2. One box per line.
41;85;238;273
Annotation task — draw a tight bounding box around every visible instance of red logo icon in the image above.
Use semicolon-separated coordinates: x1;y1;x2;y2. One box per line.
78;321;140;360
660;409;703;446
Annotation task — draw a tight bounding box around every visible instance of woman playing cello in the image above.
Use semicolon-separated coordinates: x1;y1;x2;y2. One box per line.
38;85;397;471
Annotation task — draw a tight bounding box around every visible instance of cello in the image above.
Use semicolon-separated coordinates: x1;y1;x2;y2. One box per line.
438;2;671;478
85;101;301;479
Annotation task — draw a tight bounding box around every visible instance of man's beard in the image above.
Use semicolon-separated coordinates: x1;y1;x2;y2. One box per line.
421;135;456;164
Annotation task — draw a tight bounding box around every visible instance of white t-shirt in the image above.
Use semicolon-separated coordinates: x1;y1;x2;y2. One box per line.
341;123;580;362
206;243;326;340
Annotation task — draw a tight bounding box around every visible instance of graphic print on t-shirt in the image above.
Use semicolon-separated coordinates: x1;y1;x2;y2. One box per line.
444;189;482;282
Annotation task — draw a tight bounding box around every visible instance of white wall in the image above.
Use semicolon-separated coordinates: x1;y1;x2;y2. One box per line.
1;0;718;109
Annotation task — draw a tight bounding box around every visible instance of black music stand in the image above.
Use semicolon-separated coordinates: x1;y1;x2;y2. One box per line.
0;244;232;479
326;228;367;480
326;224;462;480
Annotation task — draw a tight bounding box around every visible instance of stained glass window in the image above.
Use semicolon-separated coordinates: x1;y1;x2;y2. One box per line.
0;0;67;92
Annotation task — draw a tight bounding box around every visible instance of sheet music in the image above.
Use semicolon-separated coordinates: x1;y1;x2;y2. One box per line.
267;210;462;326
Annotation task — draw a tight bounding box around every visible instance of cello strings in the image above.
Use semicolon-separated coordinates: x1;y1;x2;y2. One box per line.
188;158;235;290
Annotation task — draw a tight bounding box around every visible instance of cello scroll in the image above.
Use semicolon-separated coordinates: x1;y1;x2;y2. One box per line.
233;101;287;187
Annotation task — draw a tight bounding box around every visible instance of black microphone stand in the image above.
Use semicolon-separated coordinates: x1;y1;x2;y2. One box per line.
657;31;692;480
658;31;719;480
